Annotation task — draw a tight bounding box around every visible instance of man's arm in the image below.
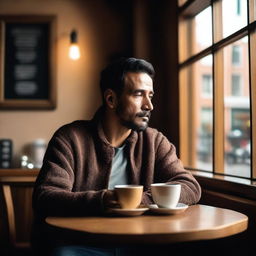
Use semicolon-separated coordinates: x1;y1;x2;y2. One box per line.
32;132;112;217
142;133;201;206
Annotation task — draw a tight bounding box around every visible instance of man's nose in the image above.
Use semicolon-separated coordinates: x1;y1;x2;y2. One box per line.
142;97;154;111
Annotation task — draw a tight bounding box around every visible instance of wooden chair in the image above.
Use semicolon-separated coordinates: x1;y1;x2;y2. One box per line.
0;175;37;256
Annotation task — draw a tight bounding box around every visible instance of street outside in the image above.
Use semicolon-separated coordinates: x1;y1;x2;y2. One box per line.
197;161;250;178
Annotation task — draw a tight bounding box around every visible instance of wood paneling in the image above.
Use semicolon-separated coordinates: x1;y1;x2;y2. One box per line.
0;170;38;255
195;172;256;254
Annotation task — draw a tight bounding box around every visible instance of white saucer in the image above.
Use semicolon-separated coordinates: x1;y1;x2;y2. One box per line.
149;203;188;215
110;207;149;217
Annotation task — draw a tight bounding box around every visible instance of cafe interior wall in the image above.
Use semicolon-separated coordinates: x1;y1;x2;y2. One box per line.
1;1;255;253
0;0;133;167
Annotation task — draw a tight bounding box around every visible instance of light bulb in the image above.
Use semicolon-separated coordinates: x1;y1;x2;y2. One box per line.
69;43;80;60
69;30;80;60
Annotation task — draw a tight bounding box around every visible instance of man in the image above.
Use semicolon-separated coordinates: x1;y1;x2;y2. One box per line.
32;57;201;255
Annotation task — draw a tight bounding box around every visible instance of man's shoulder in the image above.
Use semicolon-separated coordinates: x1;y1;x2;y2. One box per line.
140;127;166;142
144;127;162;136
54;120;94;137
143;127;175;151
58;120;91;130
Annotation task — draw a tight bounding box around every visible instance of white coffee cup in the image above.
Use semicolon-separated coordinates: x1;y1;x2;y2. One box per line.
114;185;143;209
151;183;181;208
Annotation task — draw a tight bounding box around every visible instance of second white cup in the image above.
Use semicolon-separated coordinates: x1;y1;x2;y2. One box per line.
151;183;181;208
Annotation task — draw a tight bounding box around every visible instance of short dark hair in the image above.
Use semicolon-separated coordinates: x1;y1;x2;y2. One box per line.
100;57;155;104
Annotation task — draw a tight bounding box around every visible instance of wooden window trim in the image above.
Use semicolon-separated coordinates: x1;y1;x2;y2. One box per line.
179;69;189;164
213;50;224;173
249;30;256;178
179;0;211;17
212;0;224;173
179;0;255;180
192;170;256;201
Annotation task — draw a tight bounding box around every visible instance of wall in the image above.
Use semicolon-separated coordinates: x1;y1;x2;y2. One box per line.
0;1;182;253
132;0;179;152
0;0;132;166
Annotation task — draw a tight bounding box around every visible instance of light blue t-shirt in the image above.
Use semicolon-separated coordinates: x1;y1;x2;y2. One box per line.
108;144;128;189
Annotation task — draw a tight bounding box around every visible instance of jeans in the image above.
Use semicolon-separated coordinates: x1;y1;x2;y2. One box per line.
51;246;131;256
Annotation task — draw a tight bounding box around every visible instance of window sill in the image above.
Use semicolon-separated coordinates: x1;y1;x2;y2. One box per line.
191;170;256;201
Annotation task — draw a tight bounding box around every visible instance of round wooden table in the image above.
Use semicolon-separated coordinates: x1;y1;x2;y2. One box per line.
46;204;248;244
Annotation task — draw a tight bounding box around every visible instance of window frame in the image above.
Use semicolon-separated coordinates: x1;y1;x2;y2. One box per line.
178;0;256;181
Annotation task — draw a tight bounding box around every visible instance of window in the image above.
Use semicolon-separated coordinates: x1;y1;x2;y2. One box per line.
222;0;247;38
232;45;241;65
225;109;250;176
231;74;241;96
237;0;241;15
179;6;212;62
179;55;213;172
198;107;213;171
202;74;213;97
179;0;255;180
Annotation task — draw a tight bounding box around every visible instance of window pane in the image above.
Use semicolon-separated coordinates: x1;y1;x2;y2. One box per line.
197;106;213;170
179;7;212;63
197;55;213;171
223;37;251;178
232;45;241;65
194;6;212;55
189;55;213;171
231;74;241;96
202;74;213;96
222;0;248;38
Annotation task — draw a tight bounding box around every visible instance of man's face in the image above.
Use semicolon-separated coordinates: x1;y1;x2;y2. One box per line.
116;72;154;131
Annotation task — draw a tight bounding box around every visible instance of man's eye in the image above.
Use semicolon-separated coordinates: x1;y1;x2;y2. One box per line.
134;92;142;96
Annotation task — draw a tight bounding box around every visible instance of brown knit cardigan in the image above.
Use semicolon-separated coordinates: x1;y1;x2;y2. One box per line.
32;109;201;218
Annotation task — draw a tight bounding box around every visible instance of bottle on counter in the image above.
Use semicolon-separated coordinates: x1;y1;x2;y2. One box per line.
30;139;47;168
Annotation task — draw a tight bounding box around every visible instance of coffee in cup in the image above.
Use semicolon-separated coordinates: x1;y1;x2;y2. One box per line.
151;183;181;208
114;185;143;209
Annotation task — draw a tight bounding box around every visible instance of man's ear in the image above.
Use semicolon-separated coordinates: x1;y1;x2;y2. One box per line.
104;89;117;109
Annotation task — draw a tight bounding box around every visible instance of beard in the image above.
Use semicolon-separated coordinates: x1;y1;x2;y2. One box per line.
116;103;151;131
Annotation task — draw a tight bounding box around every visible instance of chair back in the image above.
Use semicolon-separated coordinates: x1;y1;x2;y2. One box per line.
0;175;36;250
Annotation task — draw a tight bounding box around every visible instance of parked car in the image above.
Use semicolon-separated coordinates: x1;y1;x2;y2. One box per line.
226;129;250;164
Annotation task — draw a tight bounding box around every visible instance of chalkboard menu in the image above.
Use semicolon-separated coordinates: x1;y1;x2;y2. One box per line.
0;16;56;109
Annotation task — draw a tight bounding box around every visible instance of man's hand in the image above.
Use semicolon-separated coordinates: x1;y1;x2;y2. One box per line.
103;189;119;210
